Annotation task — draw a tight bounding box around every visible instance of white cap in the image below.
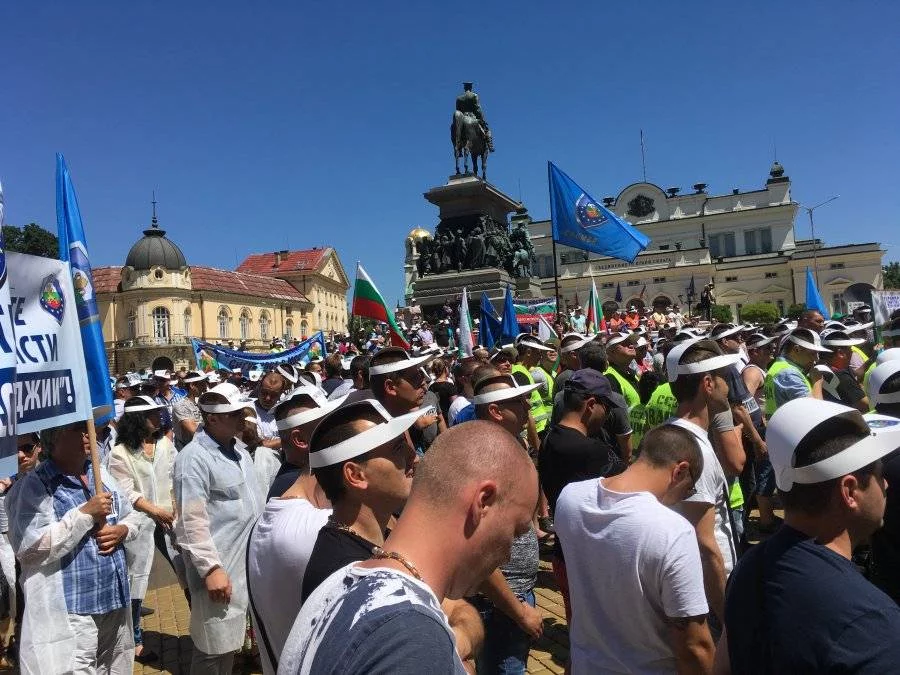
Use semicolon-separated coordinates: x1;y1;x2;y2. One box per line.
276;364;299;384
470;374;541;405
820;329;866;348
876;348;900;366
206;372;222;384
308;399;427;469
867;360;900;406
665;339;741;383
122;395;166;413
182;371;207;383
275;392;348;431
516;336;554;352
199;383;255;414
368;347;437;376
607;332;636;348
784;328;831;353
248;370;263;382
709;323;743;341
559;333;593;354
746;333;777;349
767;398;900;490
153;369;178;385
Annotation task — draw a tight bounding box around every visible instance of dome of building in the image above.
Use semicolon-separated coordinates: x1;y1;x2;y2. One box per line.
125;212;187;271
408;227;431;240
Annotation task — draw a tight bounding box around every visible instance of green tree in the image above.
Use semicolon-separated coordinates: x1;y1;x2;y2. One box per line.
739;302;780;325
884;262;900;289
3;223;58;258
710;304;733;323
787;303;806;320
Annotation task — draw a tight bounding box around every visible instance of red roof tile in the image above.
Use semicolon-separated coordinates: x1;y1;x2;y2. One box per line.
92;265;309;303
236;247;330;276
93;266;123;294
190;266;309;302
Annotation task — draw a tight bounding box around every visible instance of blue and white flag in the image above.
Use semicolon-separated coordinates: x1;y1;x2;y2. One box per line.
56;154;114;423
480;292;500;350
500;286;520;343
193;331;327;373
0;184;16;476
805;267;830;319
548;162;650;263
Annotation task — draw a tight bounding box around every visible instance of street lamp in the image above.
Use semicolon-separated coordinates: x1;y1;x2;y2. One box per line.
802;195;839;285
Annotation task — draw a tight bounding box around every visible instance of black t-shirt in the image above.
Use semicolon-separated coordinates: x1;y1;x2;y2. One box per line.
538;425;625;558
429;381;456;420
822;368;866;407
301;525;376;602
725;524;900;674
266;462;301;501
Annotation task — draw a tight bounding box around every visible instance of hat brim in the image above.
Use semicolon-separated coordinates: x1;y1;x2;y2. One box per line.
559;335;593;354
471;382;541;405
310;407;426;468
368;352;436;376
712;325;744;340
276;395;349;431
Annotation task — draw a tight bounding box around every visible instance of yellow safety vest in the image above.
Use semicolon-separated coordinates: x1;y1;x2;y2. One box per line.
646;382;678;428
512;364;549;433
629;403;648;451
605;366;641;409
764;358;811;417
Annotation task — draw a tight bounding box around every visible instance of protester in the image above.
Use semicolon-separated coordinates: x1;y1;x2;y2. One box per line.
247;388;344;674
553;333;593;395
153;369;185;438
719;399;900;673
470;372;544;674
666;339;743;632
764;327;829;415
797;308;826;333
448;358;479;425
113;377;134;422
172;371;207;450
107;395;179;665
556;424;714;673
604;332;641;408
174;383;263;674
327;354;369;401
6;419;141;673
429;358;456;421
817;329;870;412
279;421;537;674
320;354;345;396
251;371;286;492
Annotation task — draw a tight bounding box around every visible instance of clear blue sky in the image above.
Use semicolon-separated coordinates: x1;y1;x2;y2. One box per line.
2;2;898;307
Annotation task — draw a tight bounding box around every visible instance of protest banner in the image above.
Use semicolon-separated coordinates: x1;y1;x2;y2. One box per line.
513;297;557;326
871;290;900;326
0;185;16;477
3;253;92;442
192;331;327;373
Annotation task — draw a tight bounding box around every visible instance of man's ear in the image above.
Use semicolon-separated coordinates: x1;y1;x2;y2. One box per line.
343;460;368;491
289;428;308;451
464;480;499;536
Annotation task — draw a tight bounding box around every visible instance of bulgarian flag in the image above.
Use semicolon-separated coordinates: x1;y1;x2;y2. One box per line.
586;275;606;334
352;263;410;349
458;287;474;358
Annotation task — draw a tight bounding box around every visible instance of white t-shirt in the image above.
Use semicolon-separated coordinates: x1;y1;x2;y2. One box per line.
247;498;330;674
555;478;708;674
667;417;737;575
255;402;279;440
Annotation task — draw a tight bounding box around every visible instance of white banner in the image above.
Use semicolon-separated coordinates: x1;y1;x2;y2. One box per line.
2;253;92;435
871;290;900;326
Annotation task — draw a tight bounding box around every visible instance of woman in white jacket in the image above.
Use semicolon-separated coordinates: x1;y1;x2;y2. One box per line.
107;396;177;665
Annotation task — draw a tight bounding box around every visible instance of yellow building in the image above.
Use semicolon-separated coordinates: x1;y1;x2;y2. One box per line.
94;210;349;373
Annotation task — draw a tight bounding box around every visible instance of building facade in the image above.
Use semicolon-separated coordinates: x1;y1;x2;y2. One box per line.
94;211;349;373
525;162;883;320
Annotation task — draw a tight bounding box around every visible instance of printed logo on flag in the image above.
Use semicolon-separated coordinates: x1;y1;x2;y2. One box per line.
68;242;99;324
575;194;608;229
0;242;6;288
39;275;65;324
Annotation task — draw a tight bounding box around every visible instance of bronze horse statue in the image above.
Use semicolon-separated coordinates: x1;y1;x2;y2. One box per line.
451;110;491;179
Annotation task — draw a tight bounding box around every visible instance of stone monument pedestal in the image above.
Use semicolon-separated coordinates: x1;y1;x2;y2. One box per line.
413;268;516;313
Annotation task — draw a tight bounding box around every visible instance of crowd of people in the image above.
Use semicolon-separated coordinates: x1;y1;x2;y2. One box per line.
1;300;899;674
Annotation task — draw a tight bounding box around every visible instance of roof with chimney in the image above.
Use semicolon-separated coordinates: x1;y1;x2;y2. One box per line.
93;265;310;303
236;247;332;276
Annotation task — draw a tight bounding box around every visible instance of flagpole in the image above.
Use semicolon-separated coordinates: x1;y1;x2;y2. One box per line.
551;236;561;320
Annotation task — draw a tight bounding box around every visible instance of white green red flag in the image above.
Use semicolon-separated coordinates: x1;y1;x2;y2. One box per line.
586;276;606;334
352;263;410;349
458;287;474;357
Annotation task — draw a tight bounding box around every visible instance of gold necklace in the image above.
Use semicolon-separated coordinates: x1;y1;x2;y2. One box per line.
327;516;366;540
371;546;423;581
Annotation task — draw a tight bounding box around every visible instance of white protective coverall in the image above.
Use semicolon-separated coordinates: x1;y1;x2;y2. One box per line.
5;464;141;675
107;436;177;600
174;429;263;656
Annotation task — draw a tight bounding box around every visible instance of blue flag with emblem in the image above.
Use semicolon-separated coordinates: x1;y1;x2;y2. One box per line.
500;286;520;343
56;154;114;424
0;184;17;476
479;292;500;350
805;267;830;319
548;162;650;263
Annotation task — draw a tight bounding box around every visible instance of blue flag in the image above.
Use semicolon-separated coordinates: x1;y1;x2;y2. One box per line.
500;286;520;343
548;162;651;263
480;292;500;350
615;282;622;303
687;275;696;297
56;154;114;423
0;184;17;476
805;267;830;319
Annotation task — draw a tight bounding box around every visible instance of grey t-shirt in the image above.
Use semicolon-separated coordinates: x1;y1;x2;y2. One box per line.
501;526;539;596
171;396;202;450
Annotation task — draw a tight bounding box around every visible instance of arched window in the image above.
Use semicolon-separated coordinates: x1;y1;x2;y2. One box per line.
183;309;192;337
259;311;270;341
240;309;252;340
285;319;294;340
127;309;137;339
300;320;309;339
152;307;170;341
218;308;230;339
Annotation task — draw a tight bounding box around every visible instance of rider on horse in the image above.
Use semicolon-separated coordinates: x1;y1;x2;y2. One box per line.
455;82;494;151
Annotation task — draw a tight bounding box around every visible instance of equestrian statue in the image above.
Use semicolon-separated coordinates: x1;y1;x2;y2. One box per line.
451;82;494;180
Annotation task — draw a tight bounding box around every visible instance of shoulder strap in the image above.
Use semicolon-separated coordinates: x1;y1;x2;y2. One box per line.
245;520;279;671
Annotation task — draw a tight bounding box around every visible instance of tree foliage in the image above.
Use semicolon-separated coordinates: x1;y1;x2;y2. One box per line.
739;302;780;325
884;262;900;290
787;303;806;320
710;304;733;323
3;223;58;258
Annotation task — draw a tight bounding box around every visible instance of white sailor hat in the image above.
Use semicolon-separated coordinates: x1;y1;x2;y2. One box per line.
867;360;900;406
768;398;900;491
308;399;427;469
665;339;741;383
198;383;255;414
784;328;832;353
122;395;166;414
368;347;437;376
820;329;866;348
470;373;541;405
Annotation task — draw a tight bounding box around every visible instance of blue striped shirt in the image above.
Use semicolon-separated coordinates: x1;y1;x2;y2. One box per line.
36;460;130;615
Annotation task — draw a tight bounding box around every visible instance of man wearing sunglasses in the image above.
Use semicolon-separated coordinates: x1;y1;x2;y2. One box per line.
174;383;263;675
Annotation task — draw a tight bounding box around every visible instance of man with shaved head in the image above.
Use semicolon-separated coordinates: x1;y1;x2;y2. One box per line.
280;421;539;675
